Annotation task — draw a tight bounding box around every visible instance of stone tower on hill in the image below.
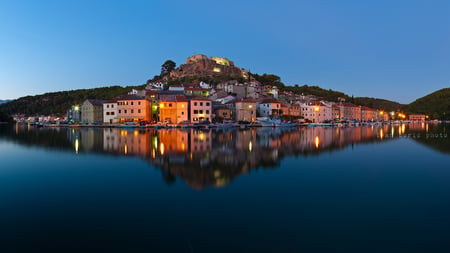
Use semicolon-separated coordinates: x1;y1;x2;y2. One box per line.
166;54;249;80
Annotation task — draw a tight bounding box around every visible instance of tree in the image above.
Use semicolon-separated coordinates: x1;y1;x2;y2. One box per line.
161;60;176;76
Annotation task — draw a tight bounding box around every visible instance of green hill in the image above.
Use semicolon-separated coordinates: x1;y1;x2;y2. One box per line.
403;88;450;120
0;85;145;116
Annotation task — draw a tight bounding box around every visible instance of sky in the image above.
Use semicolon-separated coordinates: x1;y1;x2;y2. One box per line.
0;0;449;104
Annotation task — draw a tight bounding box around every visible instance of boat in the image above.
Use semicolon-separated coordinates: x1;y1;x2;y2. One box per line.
256;117;297;127
216;120;237;129
119;121;138;128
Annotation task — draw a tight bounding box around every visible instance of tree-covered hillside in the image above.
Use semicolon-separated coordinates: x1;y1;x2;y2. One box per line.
403;88;450;120
0;85;145;116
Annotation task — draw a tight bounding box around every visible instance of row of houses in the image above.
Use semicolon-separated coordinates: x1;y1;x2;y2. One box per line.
72;90;390;124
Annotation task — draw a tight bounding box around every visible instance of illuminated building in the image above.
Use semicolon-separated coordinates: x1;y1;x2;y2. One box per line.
159;95;189;124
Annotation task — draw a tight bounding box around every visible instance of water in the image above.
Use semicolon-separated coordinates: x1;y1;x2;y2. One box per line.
0;123;449;252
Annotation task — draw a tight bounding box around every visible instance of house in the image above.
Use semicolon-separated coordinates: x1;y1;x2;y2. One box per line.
116;95;152;123
361;106;378;122
159;95;189;124
338;102;361;120
103;98;118;124
258;98;281;117
300;101;332;123
235;98;257;122
81;99;105;124
409;114;426;121
190;97;212;123
214;106;233;122
281;103;301;118
184;87;210;97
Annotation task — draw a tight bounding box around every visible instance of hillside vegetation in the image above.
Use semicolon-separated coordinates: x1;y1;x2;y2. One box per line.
0;85;145;116
403;88;450;120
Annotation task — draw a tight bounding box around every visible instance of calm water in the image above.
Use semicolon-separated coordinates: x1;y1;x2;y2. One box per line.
0;123;449;252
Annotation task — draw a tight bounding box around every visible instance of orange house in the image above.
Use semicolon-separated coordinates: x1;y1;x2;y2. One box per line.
159;95;189;124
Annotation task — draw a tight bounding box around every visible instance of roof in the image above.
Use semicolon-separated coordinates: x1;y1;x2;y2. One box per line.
185;88;209;91
190;96;212;101
361;106;376;111
341;102;358;107
160;95;189;102
259;98;280;104
235;98;256;103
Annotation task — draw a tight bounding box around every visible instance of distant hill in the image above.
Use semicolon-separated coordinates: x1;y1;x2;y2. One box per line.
0;100;11;105
0;85;145;116
403;87;450;120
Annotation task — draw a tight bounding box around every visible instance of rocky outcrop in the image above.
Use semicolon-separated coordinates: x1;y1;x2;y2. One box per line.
164;54;248;81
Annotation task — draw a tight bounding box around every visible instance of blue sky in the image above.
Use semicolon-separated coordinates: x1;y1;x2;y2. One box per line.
0;0;449;104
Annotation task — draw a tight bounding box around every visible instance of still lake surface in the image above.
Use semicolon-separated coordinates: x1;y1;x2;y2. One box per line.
0;123;449;252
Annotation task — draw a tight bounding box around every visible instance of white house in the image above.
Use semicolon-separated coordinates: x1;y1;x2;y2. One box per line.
300;101;333;123
103;99;118;124
258;98;281;117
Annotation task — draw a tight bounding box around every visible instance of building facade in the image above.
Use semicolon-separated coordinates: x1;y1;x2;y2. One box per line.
103;99;118;124
116;95;152;123
235;98;256;122
190;97;212;123
81;99;104;124
159;95;189;124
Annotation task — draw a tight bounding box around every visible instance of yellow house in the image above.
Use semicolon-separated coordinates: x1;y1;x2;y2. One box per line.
159;95;189;124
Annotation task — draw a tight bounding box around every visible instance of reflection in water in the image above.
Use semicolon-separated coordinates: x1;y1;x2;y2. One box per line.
1;123;448;189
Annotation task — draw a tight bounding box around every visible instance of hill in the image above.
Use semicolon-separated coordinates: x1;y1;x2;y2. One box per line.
0;85;145;116
0;100;11;105
403;88;450;120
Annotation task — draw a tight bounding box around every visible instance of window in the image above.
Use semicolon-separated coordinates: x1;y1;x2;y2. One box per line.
124;110;127;113
206;110;209;114
131;102;134;106
111;105;114;108
131;109;134;114
194;110;198;114
111;112;115;115
206;102;210;106
181;112;184;115
119;110;121;113
106;112;110;115
200;102;203;106
107;105;109;108
169;103;172;107
138;101;141;105
199;110;203;114
194;102;197;106
138;109;141;113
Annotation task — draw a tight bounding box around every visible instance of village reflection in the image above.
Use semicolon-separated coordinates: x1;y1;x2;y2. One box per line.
3;123;448;189
73;125;402;189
